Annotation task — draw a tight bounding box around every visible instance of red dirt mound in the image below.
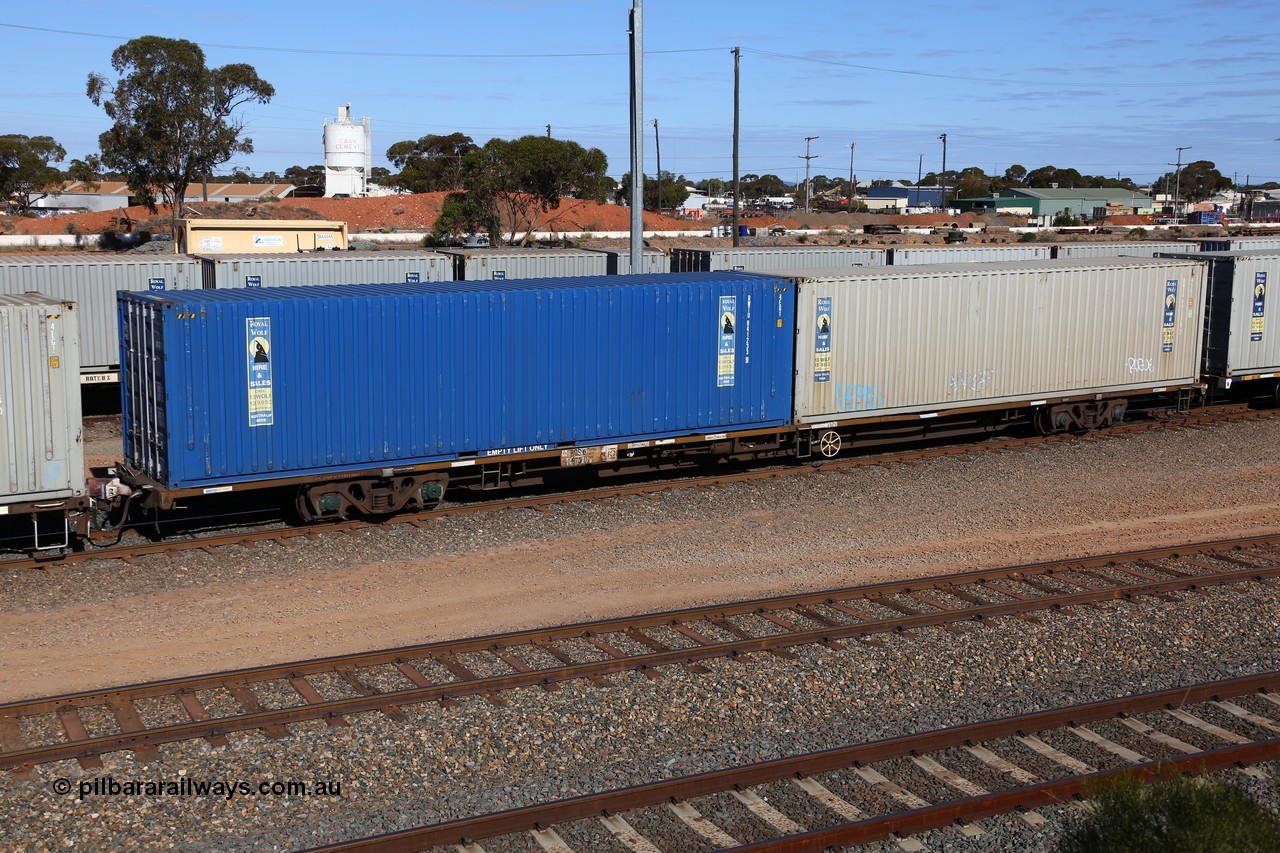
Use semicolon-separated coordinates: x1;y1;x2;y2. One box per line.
2;193;695;237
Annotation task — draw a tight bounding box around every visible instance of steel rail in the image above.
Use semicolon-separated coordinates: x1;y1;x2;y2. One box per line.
303;672;1280;851
2;537;1277;771
6;532;1278;714
4;406;1270;572
730;739;1280;852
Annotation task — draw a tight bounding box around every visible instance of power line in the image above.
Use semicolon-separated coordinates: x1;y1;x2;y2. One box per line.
0;23;725;60
7;22;1253;90
742;47;1242;89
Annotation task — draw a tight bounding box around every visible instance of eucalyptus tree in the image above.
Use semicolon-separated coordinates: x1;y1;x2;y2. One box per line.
87;36;274;227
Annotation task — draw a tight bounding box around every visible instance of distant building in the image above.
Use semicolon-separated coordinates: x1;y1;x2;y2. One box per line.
955;188;1152;221
866;184;947;208
682;190;710;219
182;182;297;204
31;181;134;213
31;181;296;214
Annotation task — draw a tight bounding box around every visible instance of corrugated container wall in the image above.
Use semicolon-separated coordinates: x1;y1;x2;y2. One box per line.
0;254;199;375
119;273;795;489
1053;242;1186;259
669;246;888;272
0;294;84;504
1187;237;1280;253
438;248;609;280
1156;250;1280;384
790;258;1207;423
888;245;1052;265
583;248;670;275
194;252;454;289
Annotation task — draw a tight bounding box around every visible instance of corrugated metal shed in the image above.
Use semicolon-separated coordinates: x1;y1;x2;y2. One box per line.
582;247;670;275
1053;242;1186;259
119;273;795;488
788;258;1206;423
889;245;1052;265
437;247;609;280
669;246;888;273
0;254;200;376
0;294;85;505
1156;249;1280;385
193;251;454;289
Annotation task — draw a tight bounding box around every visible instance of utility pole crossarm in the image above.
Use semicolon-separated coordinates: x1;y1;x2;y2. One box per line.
938;133;948;211
1172;145;1192;225
848;140;855;213
800;135;819;215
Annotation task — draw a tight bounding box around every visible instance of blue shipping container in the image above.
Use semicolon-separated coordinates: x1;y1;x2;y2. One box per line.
119;273;795;488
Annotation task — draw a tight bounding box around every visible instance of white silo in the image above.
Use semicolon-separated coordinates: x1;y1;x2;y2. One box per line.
323;103;372;197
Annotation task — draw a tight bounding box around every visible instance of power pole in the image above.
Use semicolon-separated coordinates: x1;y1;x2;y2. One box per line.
938;133;948;211
915;154;923;208
1171;145;1191;224
732;46;740;247
800;135;819;214
628;1;644;270
652;118;661;215
847;140;855;213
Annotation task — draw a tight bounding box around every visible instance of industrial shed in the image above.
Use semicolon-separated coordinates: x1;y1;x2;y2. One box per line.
956;188;1153;221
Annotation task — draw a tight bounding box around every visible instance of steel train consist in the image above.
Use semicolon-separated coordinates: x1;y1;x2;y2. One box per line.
2;248;1279;557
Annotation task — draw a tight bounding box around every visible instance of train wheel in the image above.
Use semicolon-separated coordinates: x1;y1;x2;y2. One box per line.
817;430;842;458
294;486;347;524
1034;407;1071;435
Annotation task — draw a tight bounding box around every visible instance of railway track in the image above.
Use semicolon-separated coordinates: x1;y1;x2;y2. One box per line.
306;672;1280;852
2;404;1273;572
2;535;1277;777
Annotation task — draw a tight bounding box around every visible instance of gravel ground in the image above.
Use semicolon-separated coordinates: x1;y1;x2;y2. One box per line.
1;582;1277;850
1;418;1279;850
3;417;1280;701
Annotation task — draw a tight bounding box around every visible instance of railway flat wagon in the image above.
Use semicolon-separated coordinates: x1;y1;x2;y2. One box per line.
0;254;199;381
787;257;1207;453
0;295;88;551
194;251;454;289
670;245;887;273
888;245;1052;265
1157;250;1280;398
118;273;795;518
438;248;608;281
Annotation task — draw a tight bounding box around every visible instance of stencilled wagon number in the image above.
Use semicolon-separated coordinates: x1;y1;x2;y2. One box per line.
1127;356;1155;374
947;368;995;394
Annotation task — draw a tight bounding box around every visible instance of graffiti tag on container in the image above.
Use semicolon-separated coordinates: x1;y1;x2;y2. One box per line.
834;383;885;412
1127;356;1155;374
947;368;995;394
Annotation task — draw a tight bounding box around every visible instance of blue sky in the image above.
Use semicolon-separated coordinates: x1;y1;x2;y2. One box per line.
4;1;1279;188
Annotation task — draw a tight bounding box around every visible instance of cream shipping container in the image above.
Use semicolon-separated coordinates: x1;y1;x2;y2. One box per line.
0;254;200;381
0;294;87;550
195;251;454;289
788;258;1207;431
